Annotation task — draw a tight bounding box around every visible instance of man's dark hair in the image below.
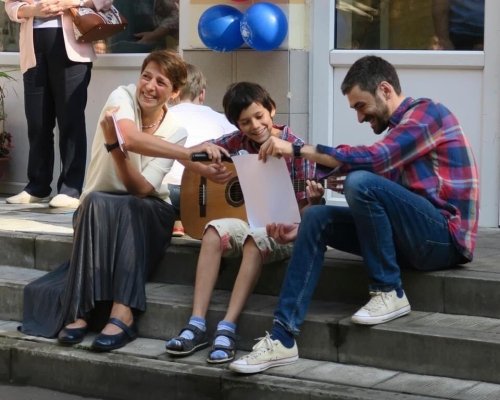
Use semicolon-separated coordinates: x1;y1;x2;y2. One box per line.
222;82;276;127
341;55;402;96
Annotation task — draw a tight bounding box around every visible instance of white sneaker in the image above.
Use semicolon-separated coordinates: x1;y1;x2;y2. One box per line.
351;289;411;325
229;332;298;374
49;194;80;209
6;191;47;204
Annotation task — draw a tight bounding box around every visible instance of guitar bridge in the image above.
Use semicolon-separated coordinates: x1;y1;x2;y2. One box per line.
199;177;207;217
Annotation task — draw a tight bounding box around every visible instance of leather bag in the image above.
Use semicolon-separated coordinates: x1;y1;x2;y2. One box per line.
70;6;128;43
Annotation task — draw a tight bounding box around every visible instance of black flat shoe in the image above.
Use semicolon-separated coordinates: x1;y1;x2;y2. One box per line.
91;317;137;352
58;325;88;345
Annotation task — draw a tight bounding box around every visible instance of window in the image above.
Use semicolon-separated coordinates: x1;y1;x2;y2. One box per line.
0;8;19;52
335;0;484;51
99;0;179;54
0;0;179;54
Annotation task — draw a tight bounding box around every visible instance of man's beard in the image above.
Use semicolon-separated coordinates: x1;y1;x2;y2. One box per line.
370;97;390;134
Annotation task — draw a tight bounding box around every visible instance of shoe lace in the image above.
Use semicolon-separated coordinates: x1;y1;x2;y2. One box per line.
364;291;390;312
240;332;275;360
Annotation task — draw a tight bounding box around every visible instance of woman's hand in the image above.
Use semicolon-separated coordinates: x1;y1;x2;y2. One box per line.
100;107;120;145
30;0;66;18
189;142;231;164
306;179;325;205
266;223;299;244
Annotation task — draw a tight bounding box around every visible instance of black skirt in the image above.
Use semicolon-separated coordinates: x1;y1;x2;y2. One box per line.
20;192;176;338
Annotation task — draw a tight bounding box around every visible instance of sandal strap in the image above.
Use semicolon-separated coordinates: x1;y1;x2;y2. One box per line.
210;328;237;352
213;328;236;343
210;343;234;353
168;323;208;351
208;329;237;361
108;317;135;338
181;323;205;338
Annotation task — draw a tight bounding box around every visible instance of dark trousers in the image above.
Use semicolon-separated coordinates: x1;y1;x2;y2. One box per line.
23;28;92;198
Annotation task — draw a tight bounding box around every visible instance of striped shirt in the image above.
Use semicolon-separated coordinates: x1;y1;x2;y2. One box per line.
210;125;316;202
316;97;479;260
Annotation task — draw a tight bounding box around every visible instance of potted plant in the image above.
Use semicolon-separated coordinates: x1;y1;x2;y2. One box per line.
0;70;15;179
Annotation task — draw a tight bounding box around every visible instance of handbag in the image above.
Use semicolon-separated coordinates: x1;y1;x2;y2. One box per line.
70;6;128;43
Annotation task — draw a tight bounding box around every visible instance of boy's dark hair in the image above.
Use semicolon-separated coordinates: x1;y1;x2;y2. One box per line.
222;82;276;127
341;55;402;96
141;50;187;92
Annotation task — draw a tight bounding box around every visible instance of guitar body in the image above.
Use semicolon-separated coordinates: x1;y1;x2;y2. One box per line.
180;163;247;239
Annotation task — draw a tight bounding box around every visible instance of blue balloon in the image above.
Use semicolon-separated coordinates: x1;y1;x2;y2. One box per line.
240;3;288;51
198;5;244;52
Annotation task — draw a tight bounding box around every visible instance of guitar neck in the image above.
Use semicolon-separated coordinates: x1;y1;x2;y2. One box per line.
293;178;327;192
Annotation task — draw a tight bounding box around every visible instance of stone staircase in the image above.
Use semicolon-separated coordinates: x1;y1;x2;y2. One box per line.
1;202;500;399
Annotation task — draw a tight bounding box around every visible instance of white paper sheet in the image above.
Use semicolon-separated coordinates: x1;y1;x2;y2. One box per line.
231;154;301;228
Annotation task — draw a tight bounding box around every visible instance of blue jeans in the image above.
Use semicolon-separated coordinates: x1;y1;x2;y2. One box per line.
274;170;463;335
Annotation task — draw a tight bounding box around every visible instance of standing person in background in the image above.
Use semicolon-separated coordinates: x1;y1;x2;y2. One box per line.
4;0;113;208
432;0;484;50
166;63;236;236
109;0;179;53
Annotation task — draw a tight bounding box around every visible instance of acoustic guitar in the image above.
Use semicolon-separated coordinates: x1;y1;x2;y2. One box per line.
180;161;320;239
180;162;245;239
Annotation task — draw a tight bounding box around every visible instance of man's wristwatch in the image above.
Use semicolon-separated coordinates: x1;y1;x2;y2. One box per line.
292;141;304;158
104;141;120;153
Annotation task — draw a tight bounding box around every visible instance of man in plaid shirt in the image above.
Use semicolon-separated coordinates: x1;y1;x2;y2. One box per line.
229;55;479;374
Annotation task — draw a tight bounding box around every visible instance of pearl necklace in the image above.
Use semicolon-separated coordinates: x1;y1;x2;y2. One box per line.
142;109;165;130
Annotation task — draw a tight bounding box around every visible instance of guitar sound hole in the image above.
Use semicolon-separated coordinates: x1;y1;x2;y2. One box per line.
226;178;244;208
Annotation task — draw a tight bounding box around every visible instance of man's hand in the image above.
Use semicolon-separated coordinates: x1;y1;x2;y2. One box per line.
266;223;299;244
189;142;230;164
306;179;325;205
258;136;293;162
134;32;157;44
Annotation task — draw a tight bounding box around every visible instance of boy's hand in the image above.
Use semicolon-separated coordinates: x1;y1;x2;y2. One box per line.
266;223;299;244
327;175;345;194
204;163;233;184
259;136;293;162
306;179;325;205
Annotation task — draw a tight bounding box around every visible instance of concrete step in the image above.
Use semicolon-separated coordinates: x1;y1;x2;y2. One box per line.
1;320;500;400
3;266;500;385
2;229;500;320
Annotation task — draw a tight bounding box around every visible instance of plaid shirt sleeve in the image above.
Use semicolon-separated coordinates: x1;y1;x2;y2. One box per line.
210;132;244;153
280;126;316;202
